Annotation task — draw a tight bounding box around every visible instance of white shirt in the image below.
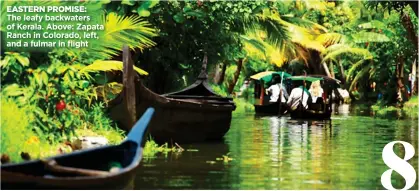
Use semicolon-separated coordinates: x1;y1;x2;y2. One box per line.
287;87;309;110
267;84;287;103
309;88;323;103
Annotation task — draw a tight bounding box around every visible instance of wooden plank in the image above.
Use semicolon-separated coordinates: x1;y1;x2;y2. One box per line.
123;45;137;129
165;95;232;101
42;160;111;176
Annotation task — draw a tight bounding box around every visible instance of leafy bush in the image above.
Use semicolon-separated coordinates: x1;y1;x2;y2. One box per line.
1;98;34;162
233;98;255;115
371;96;418;119
402;96;418;119
79;103;125;144
210;83;229;97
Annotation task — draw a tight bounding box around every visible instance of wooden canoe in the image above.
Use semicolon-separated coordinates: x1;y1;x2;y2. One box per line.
286;75;340;120
290;105;332;120
0;108;155;190
108;54;236;144
254;102;288;115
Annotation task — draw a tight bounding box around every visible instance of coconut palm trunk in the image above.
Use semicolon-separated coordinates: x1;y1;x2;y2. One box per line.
228;58;244;94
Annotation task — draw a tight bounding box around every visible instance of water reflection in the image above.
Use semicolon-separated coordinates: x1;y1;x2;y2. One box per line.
135;111;418;190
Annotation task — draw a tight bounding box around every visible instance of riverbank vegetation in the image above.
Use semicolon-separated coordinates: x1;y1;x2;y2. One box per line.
1;0;418;162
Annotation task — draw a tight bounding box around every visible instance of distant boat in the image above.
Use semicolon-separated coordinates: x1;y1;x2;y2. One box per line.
109;55;236;143
250;71;291;115
1;108;155;189
286;75;341;120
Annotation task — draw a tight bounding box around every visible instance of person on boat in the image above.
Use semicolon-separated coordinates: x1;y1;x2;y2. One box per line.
287;81;309;111
266;76;288;103
308;80;324;104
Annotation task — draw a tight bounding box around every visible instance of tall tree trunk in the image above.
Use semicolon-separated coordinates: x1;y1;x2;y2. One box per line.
228;58;244;94
401;12;418;52
400;12;418;97
215;62;227;85
213;63;222;84
308;50;327;75
338;60;346;85
396;56;407;102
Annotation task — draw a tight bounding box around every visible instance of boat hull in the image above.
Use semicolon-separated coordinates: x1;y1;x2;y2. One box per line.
143;106;232;143
1;108;154;190
290;107;332;120
254;102;288;115
1;167;137;189
109;78;235;144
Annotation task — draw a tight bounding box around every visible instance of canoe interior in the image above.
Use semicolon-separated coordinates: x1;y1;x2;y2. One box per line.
1;107;154;189
164;79;227;98
1;141;140;189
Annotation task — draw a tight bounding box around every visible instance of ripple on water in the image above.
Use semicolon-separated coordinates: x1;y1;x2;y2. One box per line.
134;106;418;190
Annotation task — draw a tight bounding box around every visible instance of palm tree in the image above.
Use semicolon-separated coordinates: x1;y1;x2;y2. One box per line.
242;0;390;90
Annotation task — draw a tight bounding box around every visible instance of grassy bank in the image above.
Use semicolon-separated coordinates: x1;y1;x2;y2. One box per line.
1;97;124;163
371;96;418;119
233;98;255;115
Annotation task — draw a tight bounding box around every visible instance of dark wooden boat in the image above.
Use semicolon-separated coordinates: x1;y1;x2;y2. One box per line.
290;104;332;120
287;75;341;120
109;53;236;143
254;102;288;115
0;108;155;190
250;71;291;115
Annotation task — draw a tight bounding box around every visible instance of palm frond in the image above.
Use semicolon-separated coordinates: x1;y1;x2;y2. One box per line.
281;15;328;34
349;62;373;91
358;20;386;30
322;44;373;62
351;31;390;43
346;59;366;81
279;18;326;52
80;60;149;75
315;33;344;47
90;12;157;59
92;82;123;104
248;9;290;47
240;35;267;56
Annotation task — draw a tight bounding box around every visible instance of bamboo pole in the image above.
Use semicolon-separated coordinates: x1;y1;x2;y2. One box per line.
123;45;137;129
322;62;332;78
278;72;284;116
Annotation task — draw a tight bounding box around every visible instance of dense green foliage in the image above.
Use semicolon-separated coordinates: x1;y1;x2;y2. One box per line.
0;2;157;161
1;0;418;161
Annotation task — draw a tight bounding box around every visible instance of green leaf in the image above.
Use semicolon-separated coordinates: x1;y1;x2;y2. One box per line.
80;80;90;89
351;32;390;43
100;0;111;4
33;72;43;88
0;55;11;68
14;54;29;67
80;60;149;76
2;84;25;96
184;10;205;18
41;71;48;86
138;9;151;17
121;0;134;6
173;13;185;23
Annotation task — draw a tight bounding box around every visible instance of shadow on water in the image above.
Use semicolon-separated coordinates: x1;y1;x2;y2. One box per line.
134;104;418;190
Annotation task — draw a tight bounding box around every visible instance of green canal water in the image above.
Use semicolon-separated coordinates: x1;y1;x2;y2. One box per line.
134;105;418;190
